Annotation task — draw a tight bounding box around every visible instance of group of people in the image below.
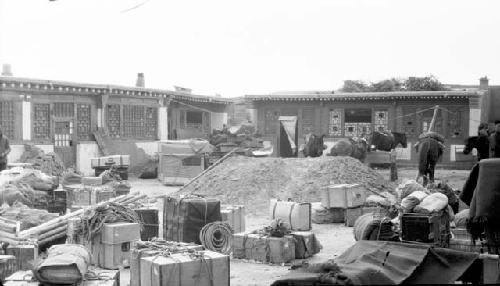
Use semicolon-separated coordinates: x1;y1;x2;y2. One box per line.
475;120;500;161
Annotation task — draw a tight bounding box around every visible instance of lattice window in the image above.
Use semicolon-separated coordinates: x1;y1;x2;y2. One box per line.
54;103;74;117
357;123;372;136
447;108;462;137
144;107;158;139
0;101;15;139
34;104;51;140
345;123;357;137
302;107;315;135
419;108;443;134
77;104;92;140
328;109;342;136
107;104;121;138
264;109;279;135
402;107;417;136
123;105;145;138
374;110;388;132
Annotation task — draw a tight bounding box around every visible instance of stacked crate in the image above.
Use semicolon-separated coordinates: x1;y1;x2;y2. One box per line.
320;184;367;226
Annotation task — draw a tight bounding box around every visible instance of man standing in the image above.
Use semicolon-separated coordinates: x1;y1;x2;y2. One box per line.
490;121;500;158
0;129;11;172
477;123;490;161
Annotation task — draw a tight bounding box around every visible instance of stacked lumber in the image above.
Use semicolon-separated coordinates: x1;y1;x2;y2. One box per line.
0;193;146;247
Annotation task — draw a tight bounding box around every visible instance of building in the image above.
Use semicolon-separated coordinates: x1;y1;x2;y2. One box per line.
245;78;491;168
0;75;233;175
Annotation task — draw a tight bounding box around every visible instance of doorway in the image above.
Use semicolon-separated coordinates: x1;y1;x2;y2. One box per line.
54;120;76;168
278;116;298;158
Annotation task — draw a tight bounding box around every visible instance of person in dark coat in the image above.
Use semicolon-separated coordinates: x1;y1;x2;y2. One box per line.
489;121;500;158
476;123;490;161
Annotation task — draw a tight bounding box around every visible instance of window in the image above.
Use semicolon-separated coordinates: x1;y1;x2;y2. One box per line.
107;104;121;138
145;107;158;138
302;107;315;135
186;111;203;128
264;109;279;135
123;105;145;138
77;104;92;140
0;101;15;139
402;107;417;136
328;109;343;136
374;110;388;132
54;103;74;117
34;104;50;140
345;109;372;123
447;108;462;137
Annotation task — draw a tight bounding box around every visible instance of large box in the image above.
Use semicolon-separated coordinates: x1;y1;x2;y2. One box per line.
232;233;295;264
221;205;246;233
321;184;367;209
91;155;130;168
134;208;159;241
401;212;451;248
163;196;221;244
130;241;204;286
291;232;322;259
6;245;37;271
140;250;229;286
159;155;205;186
0;255;16;282
90;222;141;269
270;199;311;231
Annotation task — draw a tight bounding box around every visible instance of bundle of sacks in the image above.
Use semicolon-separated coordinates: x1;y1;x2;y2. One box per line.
398;179;454;221
1;167;58;192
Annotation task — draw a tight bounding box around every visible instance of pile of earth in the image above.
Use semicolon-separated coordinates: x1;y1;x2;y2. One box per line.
177;156;395;215
20;144;65;177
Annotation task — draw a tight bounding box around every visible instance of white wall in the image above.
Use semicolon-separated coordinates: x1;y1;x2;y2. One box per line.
469;108;481;136
7;144;54;163
210;112;228;130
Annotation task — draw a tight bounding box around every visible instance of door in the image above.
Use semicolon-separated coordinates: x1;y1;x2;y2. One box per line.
54;120;75;168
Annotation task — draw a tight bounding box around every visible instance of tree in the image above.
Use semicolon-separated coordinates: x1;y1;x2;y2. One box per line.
404;76;448;91
340;80;371;92
371;78;404;92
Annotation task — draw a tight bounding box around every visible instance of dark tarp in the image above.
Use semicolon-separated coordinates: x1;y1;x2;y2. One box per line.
271;241;478;285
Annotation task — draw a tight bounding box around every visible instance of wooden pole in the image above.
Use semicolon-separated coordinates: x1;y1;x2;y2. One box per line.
428;105;440;133
179;148;238;194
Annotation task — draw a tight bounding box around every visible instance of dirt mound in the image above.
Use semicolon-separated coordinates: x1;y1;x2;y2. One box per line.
177;156;395;215
20;144;65;176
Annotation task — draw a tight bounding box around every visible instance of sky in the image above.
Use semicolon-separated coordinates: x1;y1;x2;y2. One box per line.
1;0;499;97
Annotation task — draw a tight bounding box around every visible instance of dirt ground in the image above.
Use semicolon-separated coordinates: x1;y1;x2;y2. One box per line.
119;167;471;286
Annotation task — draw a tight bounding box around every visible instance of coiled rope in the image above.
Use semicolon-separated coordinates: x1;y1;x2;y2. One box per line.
199;221;233;254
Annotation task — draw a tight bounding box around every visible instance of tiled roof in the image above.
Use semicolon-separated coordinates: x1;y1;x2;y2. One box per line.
0;76;234;104
246;90;484;101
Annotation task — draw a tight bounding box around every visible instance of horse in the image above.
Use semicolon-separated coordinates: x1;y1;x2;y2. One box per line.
463;135;490;161
369;131;408;152
415;137;444;187
329;137;369;162
301;134;327;157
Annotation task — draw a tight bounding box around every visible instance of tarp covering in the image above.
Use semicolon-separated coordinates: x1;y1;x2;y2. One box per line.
279;116;297;152
271;241;478;285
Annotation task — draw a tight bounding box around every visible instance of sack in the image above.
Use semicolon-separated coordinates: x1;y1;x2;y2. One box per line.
33;244;91;285
270;199;311;231
414;192;449;214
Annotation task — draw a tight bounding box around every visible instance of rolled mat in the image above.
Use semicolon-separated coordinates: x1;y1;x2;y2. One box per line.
467;158;500;241
353;213;395;241
33;244;91;285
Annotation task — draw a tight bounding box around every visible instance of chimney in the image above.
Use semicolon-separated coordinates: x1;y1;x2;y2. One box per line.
1;64;13;76
480;76;489;90
136;73;145;87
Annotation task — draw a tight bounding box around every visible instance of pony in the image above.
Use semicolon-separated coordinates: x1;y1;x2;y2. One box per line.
463;135;490;161
301;134;327;157
415;137;444;187
369;131;408;152
329;137;369;162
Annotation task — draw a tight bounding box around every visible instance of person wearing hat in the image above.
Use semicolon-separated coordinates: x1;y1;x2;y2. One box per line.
477;122;490;161
0;129;11;172
489;120;500;158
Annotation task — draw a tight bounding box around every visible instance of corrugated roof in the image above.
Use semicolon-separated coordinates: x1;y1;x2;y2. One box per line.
246;90;483;101
0;76;234;104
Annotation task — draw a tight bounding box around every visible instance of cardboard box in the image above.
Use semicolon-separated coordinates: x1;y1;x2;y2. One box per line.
321;184;367;209
291;231;322;259
0;255;16;282
6;245;38;271
82;176;103;186
98;222;141;269
232;233;295;264
4;270;37;286
130;241;204;286
140;250;229;286
221;205;246;233
91;155;130;168
270;199;311;231
84;267;120;286
345;207;363;227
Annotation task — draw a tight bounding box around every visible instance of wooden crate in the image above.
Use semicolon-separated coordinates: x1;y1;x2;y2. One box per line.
159;154;205;186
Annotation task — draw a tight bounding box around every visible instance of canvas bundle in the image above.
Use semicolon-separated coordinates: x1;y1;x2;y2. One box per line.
232;232;296;264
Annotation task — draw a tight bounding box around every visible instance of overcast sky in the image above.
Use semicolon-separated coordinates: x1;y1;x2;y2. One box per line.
1;0;499;97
